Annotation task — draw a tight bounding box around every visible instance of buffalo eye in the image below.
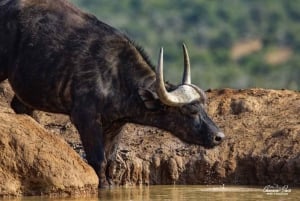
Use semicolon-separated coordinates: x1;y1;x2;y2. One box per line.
181;101;202;116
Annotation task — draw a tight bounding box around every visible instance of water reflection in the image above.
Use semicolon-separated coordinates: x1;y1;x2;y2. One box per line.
3;185;300;201
98;185;299;201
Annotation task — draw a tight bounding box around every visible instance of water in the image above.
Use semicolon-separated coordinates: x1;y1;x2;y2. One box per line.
3;185;300;201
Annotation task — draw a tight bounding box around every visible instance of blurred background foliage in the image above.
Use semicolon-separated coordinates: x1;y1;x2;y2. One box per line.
72;0;300;90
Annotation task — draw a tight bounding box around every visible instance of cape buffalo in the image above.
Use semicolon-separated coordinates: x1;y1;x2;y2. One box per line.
0;0;224;186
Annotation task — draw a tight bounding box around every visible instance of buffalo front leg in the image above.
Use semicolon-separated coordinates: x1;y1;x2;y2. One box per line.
11;95;34;115
71;104;109;187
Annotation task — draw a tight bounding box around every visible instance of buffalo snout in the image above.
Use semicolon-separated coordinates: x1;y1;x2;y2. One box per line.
212;131;225;145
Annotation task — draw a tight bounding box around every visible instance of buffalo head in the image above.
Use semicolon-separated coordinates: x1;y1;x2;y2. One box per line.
137;44;224;148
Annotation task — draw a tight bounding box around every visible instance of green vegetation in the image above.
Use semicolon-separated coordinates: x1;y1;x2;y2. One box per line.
72;0;300;90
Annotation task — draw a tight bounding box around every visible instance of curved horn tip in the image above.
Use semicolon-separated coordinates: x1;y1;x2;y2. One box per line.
182;43;191;85
158;47;164;66
160;47;164;53
159;47;164;62
182;43;188;54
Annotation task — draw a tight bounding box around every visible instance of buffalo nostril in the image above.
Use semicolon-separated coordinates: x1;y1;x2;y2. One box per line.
214;132;225;143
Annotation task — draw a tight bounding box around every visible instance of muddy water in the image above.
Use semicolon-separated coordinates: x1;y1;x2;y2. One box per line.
5;185;300;201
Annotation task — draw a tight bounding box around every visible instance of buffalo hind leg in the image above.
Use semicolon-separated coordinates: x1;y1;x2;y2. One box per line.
11;95;34;115
71;101;109;187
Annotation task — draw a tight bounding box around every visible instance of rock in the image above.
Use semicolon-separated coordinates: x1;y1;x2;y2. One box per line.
0;82;98;197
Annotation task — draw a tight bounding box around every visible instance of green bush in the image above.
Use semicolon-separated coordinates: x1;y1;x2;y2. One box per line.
71;0;300;90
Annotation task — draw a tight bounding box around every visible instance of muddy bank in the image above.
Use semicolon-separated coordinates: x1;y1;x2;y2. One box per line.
105;89;300;186
0;81;299;195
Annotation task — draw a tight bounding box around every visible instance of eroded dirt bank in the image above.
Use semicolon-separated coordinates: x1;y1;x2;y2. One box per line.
0;81;299;196
105;88;300;186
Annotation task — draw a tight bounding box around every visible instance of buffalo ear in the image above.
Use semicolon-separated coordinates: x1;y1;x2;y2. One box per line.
138;88;161;110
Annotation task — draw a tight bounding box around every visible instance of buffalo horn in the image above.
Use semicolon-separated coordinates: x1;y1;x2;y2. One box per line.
155;46;206;106
182;43;191;84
